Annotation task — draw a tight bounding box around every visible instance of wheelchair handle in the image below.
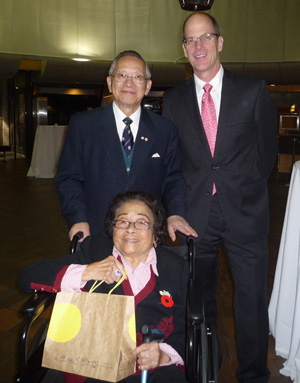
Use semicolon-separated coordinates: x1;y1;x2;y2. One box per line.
187;236;196;280
141;325;165;343
70;231;84;254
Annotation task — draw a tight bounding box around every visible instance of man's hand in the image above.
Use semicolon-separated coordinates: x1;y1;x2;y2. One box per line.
167;215;198;242
69;222;90;241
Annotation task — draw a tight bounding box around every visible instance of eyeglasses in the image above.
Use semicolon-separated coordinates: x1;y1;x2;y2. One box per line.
113;220;154;231
111;73;149;84
183;33;219;46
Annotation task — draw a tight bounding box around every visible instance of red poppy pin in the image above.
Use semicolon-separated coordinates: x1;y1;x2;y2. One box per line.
160;290;174;308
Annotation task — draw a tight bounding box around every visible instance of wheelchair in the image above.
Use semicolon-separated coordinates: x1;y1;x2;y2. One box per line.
16;234;219;383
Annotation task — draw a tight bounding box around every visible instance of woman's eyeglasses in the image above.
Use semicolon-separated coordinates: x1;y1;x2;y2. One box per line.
113;220;153;231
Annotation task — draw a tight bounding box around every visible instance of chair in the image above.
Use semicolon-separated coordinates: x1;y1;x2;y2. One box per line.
16;235;219;383
0;145;11;162
16;232;83;383
185;237;219;383
278;135;300;172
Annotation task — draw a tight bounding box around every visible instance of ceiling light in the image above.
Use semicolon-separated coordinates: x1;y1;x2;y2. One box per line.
179;0;215;11
73;57;90;62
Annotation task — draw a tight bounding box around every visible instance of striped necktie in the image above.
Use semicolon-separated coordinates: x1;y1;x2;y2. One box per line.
122;117;134;157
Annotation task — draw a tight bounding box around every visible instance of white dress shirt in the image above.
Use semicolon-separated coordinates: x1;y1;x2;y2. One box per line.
194;65;224;122
112;102;141;142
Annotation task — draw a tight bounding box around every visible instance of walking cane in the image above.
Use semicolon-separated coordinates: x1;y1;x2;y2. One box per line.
141;325;165;383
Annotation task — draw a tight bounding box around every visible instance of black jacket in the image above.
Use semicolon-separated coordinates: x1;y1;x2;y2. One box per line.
163;70;277;244
19;236;189;360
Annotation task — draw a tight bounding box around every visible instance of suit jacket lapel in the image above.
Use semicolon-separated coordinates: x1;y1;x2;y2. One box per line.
129;109;154;180
214;69;236;158
184;77;212;158
98;103;128;187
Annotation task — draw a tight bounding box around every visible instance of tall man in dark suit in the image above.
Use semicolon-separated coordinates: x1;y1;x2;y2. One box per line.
55;50;197;242
163;12;277;383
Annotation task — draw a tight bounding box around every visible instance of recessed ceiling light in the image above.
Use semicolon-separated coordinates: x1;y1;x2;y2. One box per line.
73;58;90;62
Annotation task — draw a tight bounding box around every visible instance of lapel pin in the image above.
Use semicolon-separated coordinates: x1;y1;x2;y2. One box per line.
159;290;174;307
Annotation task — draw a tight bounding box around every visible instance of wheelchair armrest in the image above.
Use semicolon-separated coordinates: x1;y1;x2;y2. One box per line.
19;291;56;380
21;291;55;318
187;279;205;324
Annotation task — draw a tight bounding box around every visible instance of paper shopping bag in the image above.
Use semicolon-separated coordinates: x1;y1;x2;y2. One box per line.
42;286;136;382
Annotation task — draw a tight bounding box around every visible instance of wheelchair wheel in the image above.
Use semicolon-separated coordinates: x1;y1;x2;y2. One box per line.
186;320;219;383
17;314;52;383
186;319;209;383
206;324;219;383
22;321;50;383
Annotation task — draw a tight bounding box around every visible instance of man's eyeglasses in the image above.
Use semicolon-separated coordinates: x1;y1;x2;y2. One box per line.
183;33;219;46
111;73;149;84
113;220;154;231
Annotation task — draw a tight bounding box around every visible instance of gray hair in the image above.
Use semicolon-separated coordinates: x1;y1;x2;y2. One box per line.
105;191;167;244
108;50;151;79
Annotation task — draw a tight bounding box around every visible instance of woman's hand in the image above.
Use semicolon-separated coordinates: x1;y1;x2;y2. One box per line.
133;341;170;371
81;256;125;284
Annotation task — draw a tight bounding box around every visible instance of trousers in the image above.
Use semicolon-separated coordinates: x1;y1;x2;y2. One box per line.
195;194;270;383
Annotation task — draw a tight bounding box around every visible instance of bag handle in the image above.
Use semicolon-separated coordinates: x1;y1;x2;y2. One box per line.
89;269;127;295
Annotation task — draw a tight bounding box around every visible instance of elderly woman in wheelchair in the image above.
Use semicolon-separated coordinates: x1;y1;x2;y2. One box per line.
19;191;190;383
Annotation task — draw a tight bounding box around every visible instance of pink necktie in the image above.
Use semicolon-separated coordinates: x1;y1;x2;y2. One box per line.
202;83;217;194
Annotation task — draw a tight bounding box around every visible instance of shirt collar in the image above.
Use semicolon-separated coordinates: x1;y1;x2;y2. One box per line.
113;102;141;141
194;65;224;95
112;246;159;276
113;101;141;121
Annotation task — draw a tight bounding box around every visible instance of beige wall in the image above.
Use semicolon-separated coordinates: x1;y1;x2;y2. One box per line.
0;0;299;64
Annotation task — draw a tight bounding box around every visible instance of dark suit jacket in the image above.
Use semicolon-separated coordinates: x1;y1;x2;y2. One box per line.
55;103;187;236
19;236;189;362
163;69;277;244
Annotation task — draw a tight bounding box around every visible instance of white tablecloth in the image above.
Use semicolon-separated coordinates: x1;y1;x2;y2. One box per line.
27;125;68;178
269;160;300;381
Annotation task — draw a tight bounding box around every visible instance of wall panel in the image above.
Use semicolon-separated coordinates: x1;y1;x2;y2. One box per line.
0;0;299;64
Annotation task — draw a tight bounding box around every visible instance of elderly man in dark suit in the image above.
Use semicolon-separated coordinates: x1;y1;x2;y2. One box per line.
55;50;197;242
163;12;277;383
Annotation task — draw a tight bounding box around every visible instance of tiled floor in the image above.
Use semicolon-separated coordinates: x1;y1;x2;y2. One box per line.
0;156;293;383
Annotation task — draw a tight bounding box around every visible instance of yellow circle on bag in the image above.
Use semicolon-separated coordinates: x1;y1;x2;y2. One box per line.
129;313;136;342
47;303;82;343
